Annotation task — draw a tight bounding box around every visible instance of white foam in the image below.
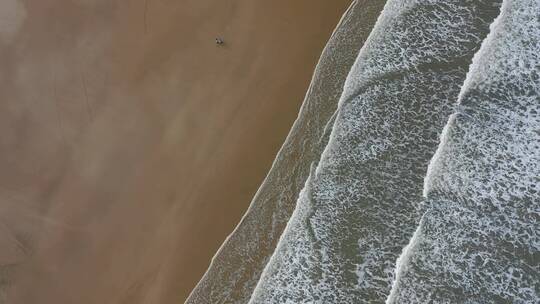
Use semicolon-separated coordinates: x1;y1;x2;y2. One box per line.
385;220;423;303
422;114;456;198
387;0;540;301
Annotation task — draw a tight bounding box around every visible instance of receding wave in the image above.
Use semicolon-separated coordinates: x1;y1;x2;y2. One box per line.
387;0;540;302
248;1;501;303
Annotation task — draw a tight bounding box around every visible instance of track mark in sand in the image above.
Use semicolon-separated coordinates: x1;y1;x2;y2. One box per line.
119;266;162;304
52;72;67;146
143;0;149;34
81;70;93;121
0;220;31;258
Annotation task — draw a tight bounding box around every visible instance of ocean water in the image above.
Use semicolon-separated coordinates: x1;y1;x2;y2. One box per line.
387;0;540;302
248;0;502;303
185;1;386;303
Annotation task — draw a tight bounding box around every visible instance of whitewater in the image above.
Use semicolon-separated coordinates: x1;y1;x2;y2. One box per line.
387;0;540;302
248;0;502;303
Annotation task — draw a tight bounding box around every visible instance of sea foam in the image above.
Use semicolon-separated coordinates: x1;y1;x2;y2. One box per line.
387;0;540;302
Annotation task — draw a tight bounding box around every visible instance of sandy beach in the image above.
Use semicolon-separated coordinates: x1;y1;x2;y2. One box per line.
0;0;351;303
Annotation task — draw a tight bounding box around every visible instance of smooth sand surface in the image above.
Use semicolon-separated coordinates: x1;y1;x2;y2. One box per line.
0;0;351;303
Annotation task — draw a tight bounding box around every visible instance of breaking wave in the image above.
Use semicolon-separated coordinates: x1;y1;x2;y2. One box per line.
387;0;540;302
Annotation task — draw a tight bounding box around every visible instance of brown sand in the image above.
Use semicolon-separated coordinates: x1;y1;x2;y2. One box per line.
0;0;351;303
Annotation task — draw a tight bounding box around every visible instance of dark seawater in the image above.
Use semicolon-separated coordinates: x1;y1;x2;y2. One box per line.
387;0;540;302
249;1;502;303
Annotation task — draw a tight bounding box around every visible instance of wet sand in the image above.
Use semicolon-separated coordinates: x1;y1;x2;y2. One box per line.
0;0;351;303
